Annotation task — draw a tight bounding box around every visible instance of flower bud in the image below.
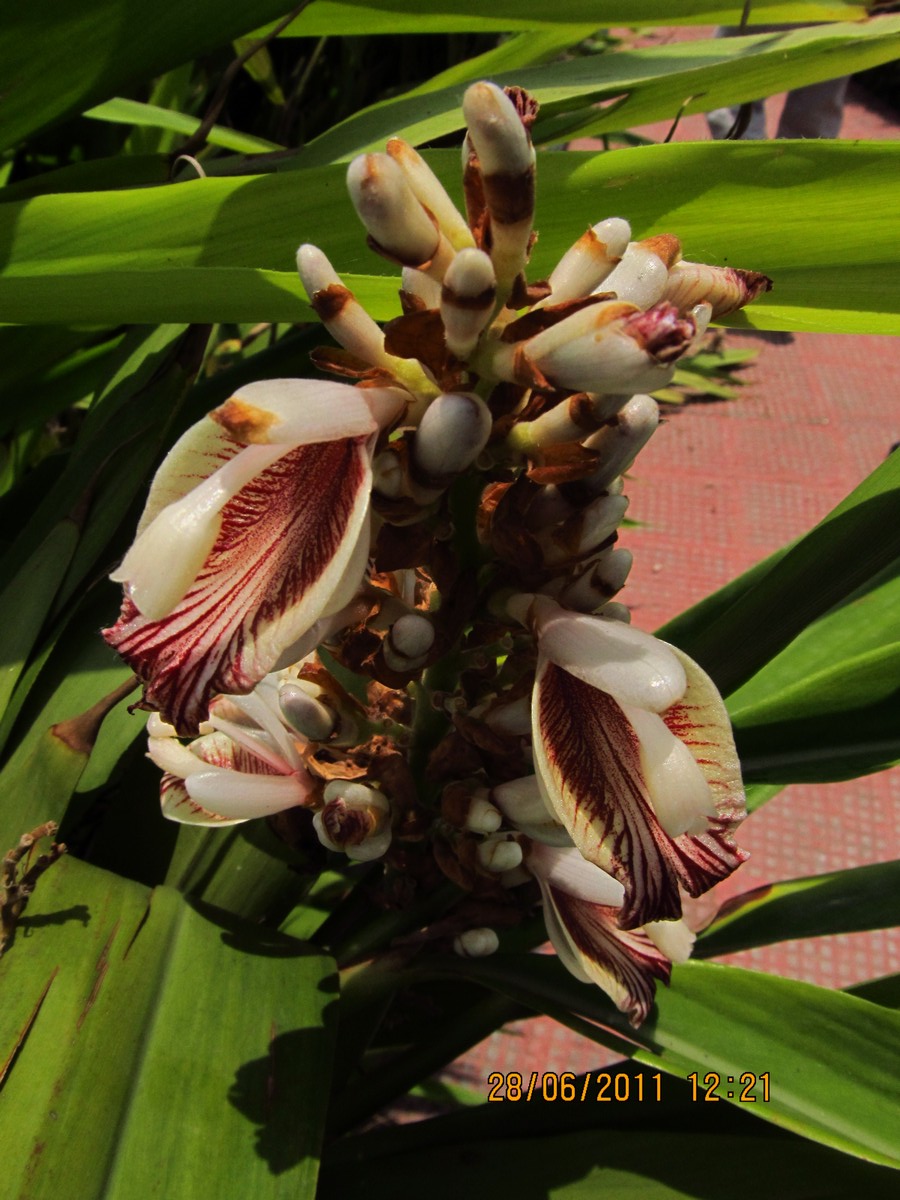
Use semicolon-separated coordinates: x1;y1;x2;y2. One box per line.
578;393;660;494
556;547;633;611
440;249;497;359
278;680;335;742
509;392;630;456
313;781;391;862
600;236;680;311
476;834;524;873
297;244;393;366
384;612;435;670
484;693;531;736
543;218;632;306
462;82;536;301
538;493;629;565
488;300;695;396
442;783;503;833
662;261;772;318
453;928;500;957
386;137;475;251
412;392;492;482
401;266;442;310
347;153;452;277
493;775;572;847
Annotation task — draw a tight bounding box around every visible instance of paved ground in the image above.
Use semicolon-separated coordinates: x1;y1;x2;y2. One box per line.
448;55;900;1092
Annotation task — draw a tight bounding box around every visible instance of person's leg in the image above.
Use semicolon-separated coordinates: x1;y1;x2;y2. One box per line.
707;100;767;140
776;76;850;138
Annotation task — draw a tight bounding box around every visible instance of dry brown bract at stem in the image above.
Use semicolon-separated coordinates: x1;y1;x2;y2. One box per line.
0;822;67;958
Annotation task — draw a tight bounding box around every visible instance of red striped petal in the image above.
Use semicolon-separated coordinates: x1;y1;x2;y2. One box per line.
545;884;670;1027
534;658;746;929
105;437;371;735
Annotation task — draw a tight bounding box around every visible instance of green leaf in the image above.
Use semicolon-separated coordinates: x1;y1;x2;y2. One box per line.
446;954;900;1167
697;860;900;957
294;20;900;165
2;142;898;335
0;519;80;721
0;0;304;152
0;854;336;1200
724;563;900;781
84;98;284;154
264;1;868;36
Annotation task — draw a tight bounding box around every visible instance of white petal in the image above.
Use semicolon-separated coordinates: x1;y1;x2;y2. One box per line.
644;919;696;963
186;770;309;818
620;702;717;837
215;379;380;445
534;600;687;713
147;736;208;779
111;443;287;620
493;775;573;846
527;843;625;907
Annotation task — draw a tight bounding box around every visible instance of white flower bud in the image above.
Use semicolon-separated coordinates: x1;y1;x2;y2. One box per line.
464;796;503;834
544;217;632;306
440;249;497;359
539;493;629;565
384;612;435;670
278;680;335;742
484;694;531;737
600;237;679;311
401;266;442;310
477;835;524;873
386;137;475;251
453;927;500;958
579;393;660;493
413;392;492;481
347;153;452;276
463;81;534;176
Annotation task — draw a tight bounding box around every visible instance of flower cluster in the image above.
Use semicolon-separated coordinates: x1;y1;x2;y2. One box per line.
105;82;769;1026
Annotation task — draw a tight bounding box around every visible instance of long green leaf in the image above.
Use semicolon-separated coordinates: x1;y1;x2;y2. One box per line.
84;98;283;154
0;854;336;1200
447;955;900;1166
295;20;900;164
697;860;900;957
0;0;301;152
263;1;868;36
1;142;898;334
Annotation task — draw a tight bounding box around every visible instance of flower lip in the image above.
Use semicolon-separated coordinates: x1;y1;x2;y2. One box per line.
532;596;687;714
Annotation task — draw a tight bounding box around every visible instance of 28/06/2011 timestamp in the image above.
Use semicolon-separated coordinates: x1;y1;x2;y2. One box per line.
486;1071;771;1103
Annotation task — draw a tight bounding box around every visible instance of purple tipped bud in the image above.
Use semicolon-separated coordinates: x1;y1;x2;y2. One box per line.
662;261;772;318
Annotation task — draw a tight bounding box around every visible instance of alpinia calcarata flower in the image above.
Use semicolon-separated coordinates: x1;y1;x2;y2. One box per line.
104;380;405;734
104;79;773;1027
526;843;694;1027
519;596;747;930
146;677;318;825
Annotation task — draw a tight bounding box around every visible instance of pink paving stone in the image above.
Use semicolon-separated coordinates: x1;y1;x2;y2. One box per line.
446;54;900;1092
